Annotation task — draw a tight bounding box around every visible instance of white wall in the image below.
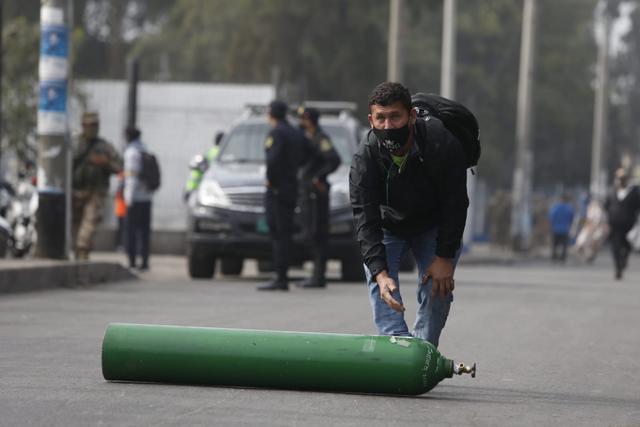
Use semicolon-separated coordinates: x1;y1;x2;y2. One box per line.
72;80;275;230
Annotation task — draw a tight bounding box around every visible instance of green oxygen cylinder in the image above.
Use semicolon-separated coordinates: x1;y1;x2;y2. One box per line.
101;323;475;395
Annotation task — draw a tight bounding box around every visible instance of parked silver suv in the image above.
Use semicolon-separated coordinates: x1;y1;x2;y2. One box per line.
186;103;365;281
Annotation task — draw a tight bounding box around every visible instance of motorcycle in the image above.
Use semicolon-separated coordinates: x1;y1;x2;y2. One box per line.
0;181;15;258
8;179;38;258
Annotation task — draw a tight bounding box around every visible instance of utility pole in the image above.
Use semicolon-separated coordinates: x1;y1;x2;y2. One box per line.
440;0;477;250
387;0;404;82
510;0;537;251
0;0;4;165
440;0;456;100
126;57;139;129
590;0;613;200
36;0;71;259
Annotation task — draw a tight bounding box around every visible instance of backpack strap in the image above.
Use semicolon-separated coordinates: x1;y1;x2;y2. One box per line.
73;140;96;171
415;117;446;181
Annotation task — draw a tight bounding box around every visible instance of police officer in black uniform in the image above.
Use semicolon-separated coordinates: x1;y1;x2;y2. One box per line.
258;100;306;291
296;107;341;288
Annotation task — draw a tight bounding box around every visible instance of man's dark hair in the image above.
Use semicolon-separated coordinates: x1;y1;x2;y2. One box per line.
299;107;320;126
268;100;288;120
125;126;141;142
368;82;412;112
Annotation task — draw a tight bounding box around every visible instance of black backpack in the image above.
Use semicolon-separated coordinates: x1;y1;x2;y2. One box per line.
411;93;481;169
140;151;161;192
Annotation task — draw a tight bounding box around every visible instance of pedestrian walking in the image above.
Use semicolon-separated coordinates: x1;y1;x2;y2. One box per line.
548;193;575;263
575;197;608;263
72;112;122;260
295;107;341;288
257;100;305;291
605;168;640;280
123;127;154;271
349;82;469;347
114;172;127;251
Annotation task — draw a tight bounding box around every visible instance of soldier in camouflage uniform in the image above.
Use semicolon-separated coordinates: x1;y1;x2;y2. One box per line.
72;112;123;260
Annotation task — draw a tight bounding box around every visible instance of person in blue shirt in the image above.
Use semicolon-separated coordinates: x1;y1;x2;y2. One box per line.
548;193;575;263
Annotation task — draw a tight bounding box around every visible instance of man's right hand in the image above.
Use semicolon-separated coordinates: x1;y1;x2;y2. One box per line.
375;270;405;312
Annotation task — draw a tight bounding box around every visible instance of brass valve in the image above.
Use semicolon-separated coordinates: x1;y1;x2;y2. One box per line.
454;362;476;378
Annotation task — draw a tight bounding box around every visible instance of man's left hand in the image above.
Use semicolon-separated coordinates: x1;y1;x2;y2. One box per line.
422;256;455;299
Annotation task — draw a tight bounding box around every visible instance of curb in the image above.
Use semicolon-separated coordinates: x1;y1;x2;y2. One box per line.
0;262;137;294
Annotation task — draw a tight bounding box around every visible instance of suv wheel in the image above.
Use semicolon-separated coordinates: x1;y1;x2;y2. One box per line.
257;259;274;273
221;257;243;276
188;246;216;279
341;255;365;282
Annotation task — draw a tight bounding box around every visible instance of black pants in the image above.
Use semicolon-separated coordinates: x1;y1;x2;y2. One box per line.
551;233;569;262
126;201;151;268
265;190;295;281
301;188;329;284
609;227;631;275
114;216;126;248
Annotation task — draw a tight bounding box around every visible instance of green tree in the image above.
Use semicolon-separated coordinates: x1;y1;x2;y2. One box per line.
1;17;39;162
611;1;640;169
131;0;389;109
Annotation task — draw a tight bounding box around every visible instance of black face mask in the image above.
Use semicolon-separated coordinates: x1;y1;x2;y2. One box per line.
372;123;410;152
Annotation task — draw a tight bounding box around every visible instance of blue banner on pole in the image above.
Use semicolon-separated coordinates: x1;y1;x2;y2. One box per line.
39;81;67;113
40;25;68;58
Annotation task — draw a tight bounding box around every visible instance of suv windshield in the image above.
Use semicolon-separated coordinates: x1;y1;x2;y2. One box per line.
218;122;355;165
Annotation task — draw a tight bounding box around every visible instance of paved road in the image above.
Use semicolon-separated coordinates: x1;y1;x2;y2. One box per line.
1;254;639;426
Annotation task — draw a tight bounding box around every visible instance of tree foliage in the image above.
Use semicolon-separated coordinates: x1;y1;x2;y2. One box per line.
4;0;634;190
611;1;640;170
1;17;39;161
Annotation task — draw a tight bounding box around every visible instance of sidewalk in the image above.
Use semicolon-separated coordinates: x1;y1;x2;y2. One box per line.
0;242;523;295
0;253;135;294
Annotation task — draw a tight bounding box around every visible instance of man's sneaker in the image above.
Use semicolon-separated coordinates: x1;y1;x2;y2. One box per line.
257;280;289;291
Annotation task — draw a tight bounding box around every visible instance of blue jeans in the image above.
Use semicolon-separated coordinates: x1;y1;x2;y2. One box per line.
364;227;461;348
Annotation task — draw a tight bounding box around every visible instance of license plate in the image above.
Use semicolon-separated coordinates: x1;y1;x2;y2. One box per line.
256;217;269;234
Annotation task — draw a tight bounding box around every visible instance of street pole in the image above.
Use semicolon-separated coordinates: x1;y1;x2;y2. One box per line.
387;0;404;82
440;0;477;250
590;1;612;200
36;0;71;259
0;0;3;166
126;57;139;128
440;0;456;100
510;0;537;251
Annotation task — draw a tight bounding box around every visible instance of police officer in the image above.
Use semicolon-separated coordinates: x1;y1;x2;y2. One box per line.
258;100;305;291
296;107;341;288
72;112;123;260
184;132;224;200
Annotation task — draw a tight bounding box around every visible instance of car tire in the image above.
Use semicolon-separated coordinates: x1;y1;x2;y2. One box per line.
0;235;7;258
221;257;243;276
341;255;365;282
257;259;274;273
188;246;216;279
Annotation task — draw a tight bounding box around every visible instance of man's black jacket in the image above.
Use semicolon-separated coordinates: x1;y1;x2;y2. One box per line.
605;185;640;231
349;118;469;278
